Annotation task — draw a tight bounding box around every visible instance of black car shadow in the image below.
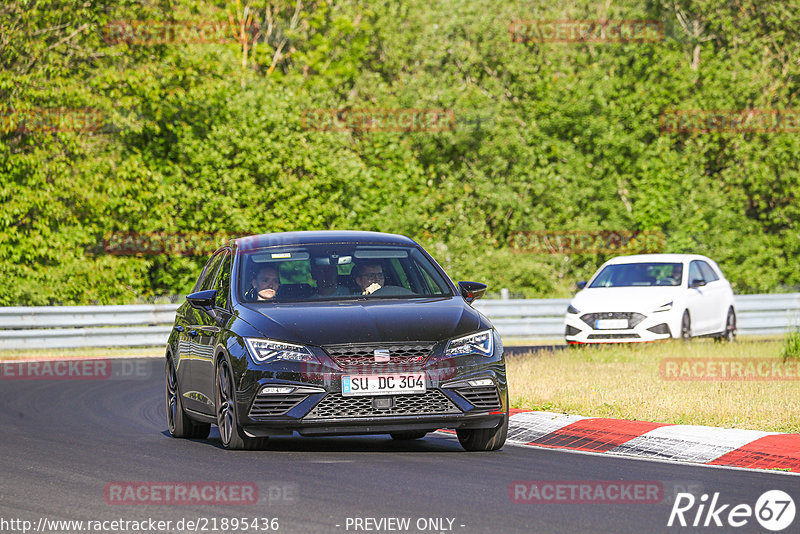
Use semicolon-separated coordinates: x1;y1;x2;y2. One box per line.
162;427;478;453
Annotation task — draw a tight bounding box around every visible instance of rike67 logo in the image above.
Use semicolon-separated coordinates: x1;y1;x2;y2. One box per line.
668;490;795;531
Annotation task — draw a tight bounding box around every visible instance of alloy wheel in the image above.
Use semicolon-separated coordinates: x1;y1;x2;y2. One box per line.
216;361;235;446
724;309;736;342
166;361;178;434
680;311;691;341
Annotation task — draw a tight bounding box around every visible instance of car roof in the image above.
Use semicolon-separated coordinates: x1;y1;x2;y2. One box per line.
234;230;417;251
605;253;714;264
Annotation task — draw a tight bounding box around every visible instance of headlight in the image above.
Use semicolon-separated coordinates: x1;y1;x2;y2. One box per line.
245;338;314;363
652;301;673;313
567;304;580;315
445;330;494;357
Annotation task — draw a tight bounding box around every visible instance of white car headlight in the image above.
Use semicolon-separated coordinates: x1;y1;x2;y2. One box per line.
445;330;494;357
652;301;673;313
245;338;314;363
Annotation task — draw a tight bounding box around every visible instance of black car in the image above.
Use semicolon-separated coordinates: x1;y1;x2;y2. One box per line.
165;231;508;451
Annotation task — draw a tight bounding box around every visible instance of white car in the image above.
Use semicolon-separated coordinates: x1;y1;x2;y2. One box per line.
565;254;736;344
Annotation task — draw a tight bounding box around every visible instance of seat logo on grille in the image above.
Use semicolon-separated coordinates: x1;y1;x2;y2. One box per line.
374;349;390;363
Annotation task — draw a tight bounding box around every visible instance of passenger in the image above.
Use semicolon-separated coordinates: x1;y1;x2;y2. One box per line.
245;266;280;301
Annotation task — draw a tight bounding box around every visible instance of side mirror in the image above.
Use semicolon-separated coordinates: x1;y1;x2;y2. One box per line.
576;281;587;290
690;279;706;289
458;281;487;304
187;289;217;310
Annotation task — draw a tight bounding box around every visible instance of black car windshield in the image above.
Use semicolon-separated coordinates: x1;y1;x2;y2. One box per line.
238;244;453;302
589;262;683;288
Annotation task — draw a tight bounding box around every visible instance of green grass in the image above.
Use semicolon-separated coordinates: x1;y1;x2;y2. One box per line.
507;337;800;433
782;328;800;360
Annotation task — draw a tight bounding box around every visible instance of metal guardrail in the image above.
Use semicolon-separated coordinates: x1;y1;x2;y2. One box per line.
473;294;800;338
0;305;179;350
1;294;798;349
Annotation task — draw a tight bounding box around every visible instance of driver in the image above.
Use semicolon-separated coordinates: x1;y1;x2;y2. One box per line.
667;264;683;285
245;265;281;301
353;262;384;295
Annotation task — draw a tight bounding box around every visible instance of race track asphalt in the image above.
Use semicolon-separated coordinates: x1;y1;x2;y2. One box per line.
1;358;797;534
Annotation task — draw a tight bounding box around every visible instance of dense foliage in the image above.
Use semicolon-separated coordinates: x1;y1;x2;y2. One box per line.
1;0;798;305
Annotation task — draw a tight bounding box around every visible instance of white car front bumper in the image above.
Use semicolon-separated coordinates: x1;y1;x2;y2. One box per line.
564;310;678;343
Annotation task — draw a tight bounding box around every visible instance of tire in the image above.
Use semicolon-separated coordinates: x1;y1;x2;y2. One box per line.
456;412;508;451
215;358;266;450
165;359;210;439
722;308;736;342
390;431;428;440
680;311;692;341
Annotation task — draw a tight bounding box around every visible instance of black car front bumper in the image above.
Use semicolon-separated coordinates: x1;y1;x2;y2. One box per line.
235;361;508;437
242;410;506;437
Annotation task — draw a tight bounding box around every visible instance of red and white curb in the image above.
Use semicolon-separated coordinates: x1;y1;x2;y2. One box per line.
504;410;800;474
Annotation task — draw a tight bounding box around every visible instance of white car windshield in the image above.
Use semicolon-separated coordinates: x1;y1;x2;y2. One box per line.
589;262;683;288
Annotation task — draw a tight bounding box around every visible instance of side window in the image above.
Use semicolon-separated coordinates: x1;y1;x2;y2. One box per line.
698;261;719;282
417;265;444;295
389;258;411;289
197;252;225;292
193;254;218;292
688;261;704;285
214;251;232;309
410;249;449;295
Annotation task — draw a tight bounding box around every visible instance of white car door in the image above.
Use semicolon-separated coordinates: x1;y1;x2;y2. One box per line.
698;260;728;333
685;260;713;334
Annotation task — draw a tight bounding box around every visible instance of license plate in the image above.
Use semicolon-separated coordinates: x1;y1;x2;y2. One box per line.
342;373;426;397
595;319;628;330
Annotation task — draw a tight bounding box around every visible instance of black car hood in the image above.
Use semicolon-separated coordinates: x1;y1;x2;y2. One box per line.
237;297;487;346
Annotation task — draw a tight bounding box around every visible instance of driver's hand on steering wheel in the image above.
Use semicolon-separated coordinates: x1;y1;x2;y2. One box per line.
362;282;382;295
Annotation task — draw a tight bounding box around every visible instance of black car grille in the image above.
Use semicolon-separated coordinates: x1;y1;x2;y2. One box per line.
248;393;309;418
587;333;641;340
452;386;501;410
581;312;646;329
322;342;434;369
304;390;460;419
